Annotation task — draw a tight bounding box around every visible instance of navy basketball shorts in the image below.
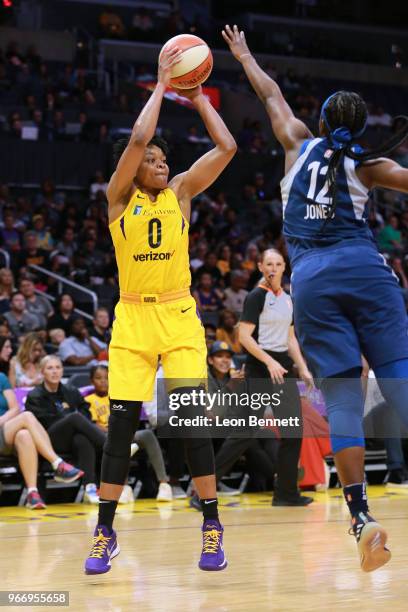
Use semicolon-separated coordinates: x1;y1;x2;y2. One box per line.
291;239;408;379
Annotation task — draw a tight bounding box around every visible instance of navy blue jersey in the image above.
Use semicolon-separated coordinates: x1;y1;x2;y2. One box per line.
281;138;376;265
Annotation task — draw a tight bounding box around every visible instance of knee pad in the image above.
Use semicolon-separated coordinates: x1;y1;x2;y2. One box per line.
102;400;141;485
321;368;365;455
183;437;215;478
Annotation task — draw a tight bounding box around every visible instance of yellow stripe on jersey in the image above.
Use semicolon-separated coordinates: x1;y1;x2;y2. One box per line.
109;188;191;294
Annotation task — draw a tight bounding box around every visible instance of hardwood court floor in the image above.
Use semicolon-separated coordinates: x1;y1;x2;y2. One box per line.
0;486;407;612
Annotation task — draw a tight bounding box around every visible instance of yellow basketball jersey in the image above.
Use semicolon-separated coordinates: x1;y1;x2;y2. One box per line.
109;187;191;294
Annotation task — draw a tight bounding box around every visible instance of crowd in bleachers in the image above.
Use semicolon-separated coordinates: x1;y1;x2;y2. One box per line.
1;16;408;507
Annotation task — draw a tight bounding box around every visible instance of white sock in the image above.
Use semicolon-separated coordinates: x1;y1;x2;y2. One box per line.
52;457;63;470
27;487;38;494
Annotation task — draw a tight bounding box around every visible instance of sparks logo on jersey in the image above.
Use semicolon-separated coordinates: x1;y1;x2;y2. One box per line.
133;250;175;262
133;205;143;215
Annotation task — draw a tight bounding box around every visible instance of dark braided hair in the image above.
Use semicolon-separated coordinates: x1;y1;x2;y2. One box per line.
112;135;169;169
319;91;408;233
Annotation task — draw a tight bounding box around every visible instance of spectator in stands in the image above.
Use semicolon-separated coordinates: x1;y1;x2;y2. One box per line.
90;170;108;200
25;355;106;504
204;323;217;351
51;110;66;141
48;328;65;350
85;365;172;502
0;318;12;340
223;271;248;315
0;336;13;375
30;109;48;141
47;293;78;336
165;9;186;38
32;214;54;251
89;307;111;348
0;211;21;253
78;111;93;142
390;256;408;289
216;309;243;354
237;117;255;151
195;252;222;285
0;268;15;314
131;7;154;41
75;235;106;285
8;118;22;140
193;272;224;313
190;242;208;273
99;6;126;39
97;122;111;144
4;292;40;340
54;227;77;268
0;368;84;509
58;317;104;367
9;332;44;388
378;215;403;254
18;231;49;270
217;245;231;277
243;244;260;272
19;276;53;328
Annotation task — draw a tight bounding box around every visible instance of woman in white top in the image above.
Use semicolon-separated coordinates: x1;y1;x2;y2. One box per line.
9;332;44;387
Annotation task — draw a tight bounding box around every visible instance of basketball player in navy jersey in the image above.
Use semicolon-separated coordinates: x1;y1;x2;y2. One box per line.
223;24;408;571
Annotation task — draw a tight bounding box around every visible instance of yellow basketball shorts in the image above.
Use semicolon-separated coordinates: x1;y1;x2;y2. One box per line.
108;295;207;401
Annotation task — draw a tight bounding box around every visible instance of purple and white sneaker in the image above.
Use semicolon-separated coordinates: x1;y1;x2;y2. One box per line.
84;525;120;575
199;519;227;571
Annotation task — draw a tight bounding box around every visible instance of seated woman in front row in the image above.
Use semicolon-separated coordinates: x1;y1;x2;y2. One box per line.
0;371;83;509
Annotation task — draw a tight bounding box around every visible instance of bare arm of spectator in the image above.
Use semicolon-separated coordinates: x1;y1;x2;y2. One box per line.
63;354;95;366
8;357;17;388
0;389;20;426
222;25;311;156
107;47;182;221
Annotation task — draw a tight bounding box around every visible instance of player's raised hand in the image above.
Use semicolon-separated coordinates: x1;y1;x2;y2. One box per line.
158;46;182;86
172;85;203;100
222;24;251;62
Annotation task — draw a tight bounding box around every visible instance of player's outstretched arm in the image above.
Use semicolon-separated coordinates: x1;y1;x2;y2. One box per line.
222;24;311;152
359;157;408;193
170;86;237;216
107;46;182;207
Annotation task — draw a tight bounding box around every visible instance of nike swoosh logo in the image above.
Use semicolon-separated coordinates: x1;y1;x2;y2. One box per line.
181;306;192;313
203;500;217;504
136;194;144;199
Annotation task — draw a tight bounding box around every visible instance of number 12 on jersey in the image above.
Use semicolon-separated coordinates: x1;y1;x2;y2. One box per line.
306;161;330;204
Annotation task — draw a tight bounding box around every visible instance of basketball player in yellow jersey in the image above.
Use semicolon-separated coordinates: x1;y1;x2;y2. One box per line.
84;46;236;574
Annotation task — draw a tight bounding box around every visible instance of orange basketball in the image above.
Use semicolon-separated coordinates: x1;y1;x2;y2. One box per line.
159;34;213;89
